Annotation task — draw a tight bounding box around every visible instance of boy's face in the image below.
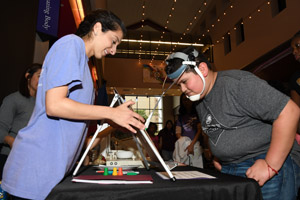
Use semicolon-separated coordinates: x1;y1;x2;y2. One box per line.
176;71;203;98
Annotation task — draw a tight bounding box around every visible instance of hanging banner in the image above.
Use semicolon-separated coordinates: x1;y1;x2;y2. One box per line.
36;0;60;37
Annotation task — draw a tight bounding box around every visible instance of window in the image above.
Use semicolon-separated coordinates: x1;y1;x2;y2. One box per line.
125;95;163;132
224;33;231;55
271;0;286;17
235;19;245;46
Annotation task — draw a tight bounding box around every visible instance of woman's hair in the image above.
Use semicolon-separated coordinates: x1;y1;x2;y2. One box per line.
178;93;197;116
148;122;158;132
19;63;42;98
165;46;211;76
75;9;127;38
165;120;174;127
164;120;174;131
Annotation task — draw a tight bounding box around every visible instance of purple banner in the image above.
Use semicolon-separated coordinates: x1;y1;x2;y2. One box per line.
36;0;60;37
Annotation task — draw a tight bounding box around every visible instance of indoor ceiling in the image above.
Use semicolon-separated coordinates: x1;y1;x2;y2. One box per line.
88;0;212;60
85;0;213;96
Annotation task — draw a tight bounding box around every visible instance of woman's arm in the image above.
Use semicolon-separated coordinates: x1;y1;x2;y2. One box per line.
46;86;145;133
0;95;17;146
246;99;300;186
175;125;182;139
4;135;15;148
191;123;201;146
186;123;201;154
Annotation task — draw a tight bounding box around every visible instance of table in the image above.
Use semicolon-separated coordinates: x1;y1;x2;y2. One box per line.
46;166;262;200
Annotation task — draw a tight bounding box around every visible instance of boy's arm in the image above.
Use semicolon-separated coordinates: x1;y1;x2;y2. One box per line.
246;99;299;186
265;99;299;170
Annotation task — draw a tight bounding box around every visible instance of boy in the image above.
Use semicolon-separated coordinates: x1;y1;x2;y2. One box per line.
165;46;300;200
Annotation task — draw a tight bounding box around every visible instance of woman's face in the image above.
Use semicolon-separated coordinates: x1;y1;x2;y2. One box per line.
28;69;41;96
148;124;157;134
291;36;300;62
166;122;173;130
93;27;123;59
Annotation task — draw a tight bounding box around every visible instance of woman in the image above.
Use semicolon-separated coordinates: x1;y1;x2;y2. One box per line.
0;63;42;180
148;122;159;150
176;93;202;154
288;31;300;198
158;120;176;161
2;9;145;200
174;93;203;168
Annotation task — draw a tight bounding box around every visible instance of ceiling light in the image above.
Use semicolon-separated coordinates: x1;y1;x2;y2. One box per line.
122;39;204;46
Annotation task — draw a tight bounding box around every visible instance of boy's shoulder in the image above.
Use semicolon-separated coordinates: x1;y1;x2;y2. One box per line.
218;70;257;81
219;69;253;77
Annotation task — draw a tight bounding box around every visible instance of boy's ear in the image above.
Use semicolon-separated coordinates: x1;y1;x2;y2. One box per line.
198;62;209;77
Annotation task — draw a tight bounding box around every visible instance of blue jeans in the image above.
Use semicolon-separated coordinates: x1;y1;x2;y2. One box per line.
291;158;300;198
221;154;297;200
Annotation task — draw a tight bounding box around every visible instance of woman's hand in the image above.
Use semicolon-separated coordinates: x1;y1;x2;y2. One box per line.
246;159;274;186
4;135;15;148
185;143;194;155
111;100;145;133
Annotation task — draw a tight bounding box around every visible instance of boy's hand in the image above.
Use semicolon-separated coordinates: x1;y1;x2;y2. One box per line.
246;159;274;186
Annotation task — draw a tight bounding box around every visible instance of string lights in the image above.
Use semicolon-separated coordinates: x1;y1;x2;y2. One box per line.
151;0;209;65
179;0;208;54
149;0;177;65
126;0;273;65
138;0;146;64
203;0;272;45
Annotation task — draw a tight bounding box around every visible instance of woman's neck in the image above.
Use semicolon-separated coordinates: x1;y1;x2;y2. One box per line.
28;87;36;97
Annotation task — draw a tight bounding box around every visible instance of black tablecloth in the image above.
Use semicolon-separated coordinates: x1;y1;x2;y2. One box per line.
46;166;262;200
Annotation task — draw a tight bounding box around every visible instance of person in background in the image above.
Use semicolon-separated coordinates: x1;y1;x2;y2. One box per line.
173;93;203;168
290;31;300;137
176;93;202;154
288;30;300;199
1;9;145;200
158;120;176;161
165;46;300;200
147;122;159;150
0;63;42;180
290;31;300;107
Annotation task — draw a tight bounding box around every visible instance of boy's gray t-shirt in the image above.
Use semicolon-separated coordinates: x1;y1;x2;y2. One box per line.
196;70;290;164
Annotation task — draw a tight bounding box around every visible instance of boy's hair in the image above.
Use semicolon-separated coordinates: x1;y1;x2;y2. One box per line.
165;46;212;76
